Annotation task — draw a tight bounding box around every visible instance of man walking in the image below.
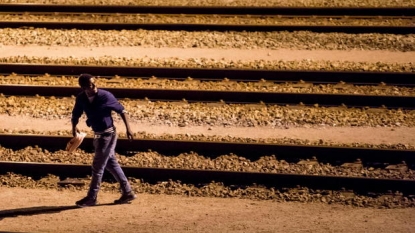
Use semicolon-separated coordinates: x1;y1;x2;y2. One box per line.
71;73;136;207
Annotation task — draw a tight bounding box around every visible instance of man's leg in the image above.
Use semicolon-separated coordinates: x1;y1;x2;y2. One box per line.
105;134;136;203
76;133;114;207
86;133;114;198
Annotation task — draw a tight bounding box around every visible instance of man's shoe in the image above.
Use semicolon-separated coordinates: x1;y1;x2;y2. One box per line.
114;191;137;204
76;196;97;207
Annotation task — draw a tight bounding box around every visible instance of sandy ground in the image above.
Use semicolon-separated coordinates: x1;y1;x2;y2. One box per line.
1;44;415;232
1;45;415;63
1;114;415;145
1;187;415;233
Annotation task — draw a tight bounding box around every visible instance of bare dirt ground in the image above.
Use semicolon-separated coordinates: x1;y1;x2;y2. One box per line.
2;45;415;63
1;45;415;233
1;187;415;233
1;114;415;145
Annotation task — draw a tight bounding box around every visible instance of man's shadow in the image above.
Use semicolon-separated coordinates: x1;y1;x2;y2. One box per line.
0;203;115;220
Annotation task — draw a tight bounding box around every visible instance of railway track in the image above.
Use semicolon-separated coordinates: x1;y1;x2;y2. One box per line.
0;134;415;194
0;4;413;33
2;84;413;109
1;5;414;15
1;64;414;108
2;161;415;195
3;22;412;34
2;63;414;84
1;3;415;199
1;134;414;164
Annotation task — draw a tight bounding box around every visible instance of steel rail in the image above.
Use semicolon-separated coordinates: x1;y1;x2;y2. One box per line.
1;5;412;33
1;64;414;85
0;84;413;109
1;161;414;194
0;4;413;16
2;12;413;20
0;134;414;164
1;21;413;34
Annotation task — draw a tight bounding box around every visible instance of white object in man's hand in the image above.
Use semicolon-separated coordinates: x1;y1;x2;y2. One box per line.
66;132;87;153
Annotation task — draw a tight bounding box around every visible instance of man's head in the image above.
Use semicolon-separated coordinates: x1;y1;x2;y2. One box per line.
78;73;98;97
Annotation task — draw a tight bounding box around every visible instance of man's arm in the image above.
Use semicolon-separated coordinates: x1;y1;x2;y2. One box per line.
71;121;80;137
71;97;83;137
120;111;134;141
105;91;134;141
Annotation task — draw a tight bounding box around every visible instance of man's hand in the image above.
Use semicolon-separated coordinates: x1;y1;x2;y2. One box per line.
126;130;134;142
72;126;80;137
120;112;134;141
